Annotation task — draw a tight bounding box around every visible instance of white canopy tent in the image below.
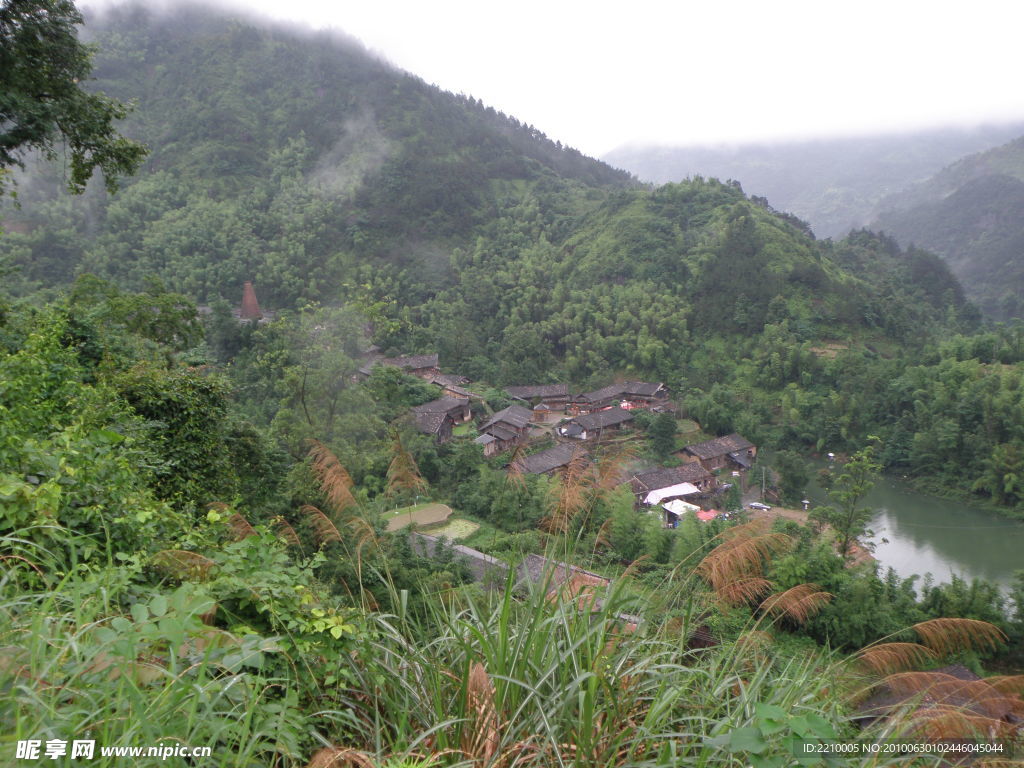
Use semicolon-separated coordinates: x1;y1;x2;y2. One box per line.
662;498;700;516
643;482;700;506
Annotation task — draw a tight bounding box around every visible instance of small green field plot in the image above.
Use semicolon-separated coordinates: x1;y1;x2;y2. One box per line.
677;419;701;441
424;518;480;540
452;422;475;437
383;503;453;532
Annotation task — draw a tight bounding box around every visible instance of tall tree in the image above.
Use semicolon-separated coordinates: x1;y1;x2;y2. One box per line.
647;412;678;457
386;431;427;499
1;0;146;193
811;445;880;560
775;449;811;506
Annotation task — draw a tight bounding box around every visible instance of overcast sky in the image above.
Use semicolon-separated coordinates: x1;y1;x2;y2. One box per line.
83;0;1024;158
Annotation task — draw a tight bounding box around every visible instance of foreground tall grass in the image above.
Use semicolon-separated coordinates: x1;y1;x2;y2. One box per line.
312;573;851;767
0;535;308;766
1;525;1016;767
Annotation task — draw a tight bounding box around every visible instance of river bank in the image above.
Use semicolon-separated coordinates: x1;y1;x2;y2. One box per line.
744;503;876;567
803;471;1024;590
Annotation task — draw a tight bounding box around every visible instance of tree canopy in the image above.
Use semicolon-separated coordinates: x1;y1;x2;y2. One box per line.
0;0;146;193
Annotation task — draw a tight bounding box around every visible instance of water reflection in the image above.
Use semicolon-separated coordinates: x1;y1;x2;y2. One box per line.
809;472;1024;589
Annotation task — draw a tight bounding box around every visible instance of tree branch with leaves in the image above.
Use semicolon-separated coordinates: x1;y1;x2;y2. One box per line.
1;0;147;195
811;444;881;560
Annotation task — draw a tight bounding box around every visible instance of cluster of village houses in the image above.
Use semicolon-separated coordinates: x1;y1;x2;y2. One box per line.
359;352;757;527
221;288;756;523
373;354;1020;735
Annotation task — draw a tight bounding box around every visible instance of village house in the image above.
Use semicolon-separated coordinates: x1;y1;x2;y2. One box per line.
629;463;715;504
505;384;572;421
474;404;533;457
513;443;587;476
558;407;635;441
411;397;472;444
412;410;453;443
427;372;477;399
682;433;757;472
505;383;571;405
572;381;668;413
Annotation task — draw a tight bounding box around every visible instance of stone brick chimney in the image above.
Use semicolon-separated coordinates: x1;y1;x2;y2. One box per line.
239;281;262;321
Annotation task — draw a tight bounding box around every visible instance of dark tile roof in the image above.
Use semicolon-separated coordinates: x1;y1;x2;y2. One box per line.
686;433;755;460
486;424;520;442
577;383;624;404
505;384;570;400
573;407;635;430
577;381;665;403
632;463;712;492
414;411;450;435
480;405;533;432
622;381;666;398
729;450;753;469
559;422;584;438
428;374;476;398
411;397;468;415
431;372;470;386
516;444;586;475
441;383;475;398
358;353;439;377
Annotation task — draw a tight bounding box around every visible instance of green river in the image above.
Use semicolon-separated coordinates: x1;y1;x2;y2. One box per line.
807;472;1024;590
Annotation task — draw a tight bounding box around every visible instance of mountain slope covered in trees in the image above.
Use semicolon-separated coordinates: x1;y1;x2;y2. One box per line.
1;4;972;359
872;136;1024;318
603;125;1024;240
1;3;632;306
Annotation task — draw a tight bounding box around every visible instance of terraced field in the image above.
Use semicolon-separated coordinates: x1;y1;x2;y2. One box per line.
383;503;453;532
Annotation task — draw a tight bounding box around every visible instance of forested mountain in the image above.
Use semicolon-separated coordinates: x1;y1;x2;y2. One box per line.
603;124;1024;240
1;2;1017;509
1;4;973;365
1;3;632;305
872;136;1024;318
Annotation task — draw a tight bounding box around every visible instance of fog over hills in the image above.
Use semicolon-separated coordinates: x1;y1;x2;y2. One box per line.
604;124;1024;240
871;136;1024;319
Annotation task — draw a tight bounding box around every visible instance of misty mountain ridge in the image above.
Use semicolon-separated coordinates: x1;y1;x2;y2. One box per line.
872;136;1024;319
604;124;1024;240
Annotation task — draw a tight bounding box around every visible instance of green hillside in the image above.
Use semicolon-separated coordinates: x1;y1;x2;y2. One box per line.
1;4;632;306
0;3;995;468
603;125;1024;239
873;137;1024;318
